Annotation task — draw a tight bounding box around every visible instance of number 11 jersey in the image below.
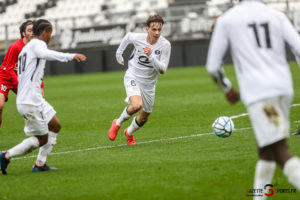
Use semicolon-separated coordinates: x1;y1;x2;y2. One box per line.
206;0;300;105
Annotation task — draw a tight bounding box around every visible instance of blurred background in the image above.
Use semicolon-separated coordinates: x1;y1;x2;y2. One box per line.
0;0;299;76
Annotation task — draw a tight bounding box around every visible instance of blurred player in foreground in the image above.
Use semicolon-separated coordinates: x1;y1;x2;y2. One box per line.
0;19;86;174
206;0;300;199
0;20;34;127
108;14;171;145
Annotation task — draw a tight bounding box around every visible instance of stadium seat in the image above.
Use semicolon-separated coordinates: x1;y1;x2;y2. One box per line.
0;0;298;43
0;26;5;40
75;17;93;28
269;2;286;12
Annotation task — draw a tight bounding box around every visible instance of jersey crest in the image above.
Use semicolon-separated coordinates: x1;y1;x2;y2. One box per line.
154;50;161;55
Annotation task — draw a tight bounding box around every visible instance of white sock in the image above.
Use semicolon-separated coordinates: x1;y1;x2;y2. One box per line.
253;160;276;200
6;137;40;159
283;157;300;190
116;106;131;126
35;131;57;166
127;117;141;135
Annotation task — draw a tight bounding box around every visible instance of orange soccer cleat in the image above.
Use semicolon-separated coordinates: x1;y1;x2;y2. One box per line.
108;119;120;141
124;128;136;145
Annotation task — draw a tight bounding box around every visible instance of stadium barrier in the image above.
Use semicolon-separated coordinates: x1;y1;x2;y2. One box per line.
0;6;298;76
38;39;297;76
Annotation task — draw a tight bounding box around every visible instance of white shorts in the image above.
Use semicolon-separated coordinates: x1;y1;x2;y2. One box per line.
124;72;155;113
247;95;292;147
17;100;56;136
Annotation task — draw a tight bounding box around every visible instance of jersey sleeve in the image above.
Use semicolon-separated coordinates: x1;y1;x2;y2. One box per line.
1;43;21;71
148;42;171;74
206;17;229;75
206;17;232;93
282;14;300;67
34;42;75;62
115;33;134;64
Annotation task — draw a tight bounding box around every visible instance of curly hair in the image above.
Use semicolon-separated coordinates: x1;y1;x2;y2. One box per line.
33;19;52;36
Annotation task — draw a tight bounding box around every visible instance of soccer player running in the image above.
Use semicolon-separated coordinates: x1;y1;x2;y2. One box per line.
206;0;300;198
0;19;86;174
108;15;171;145
0;20;34;127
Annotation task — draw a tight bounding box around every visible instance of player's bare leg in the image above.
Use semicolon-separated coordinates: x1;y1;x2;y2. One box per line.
0;134;48;175
127;96;143;115
253;139;300;199
124;96;143;145
108;95;141;141
33;115;61;172
271;139;300;191
0;93;5;127
125;108;150;145
135;109;150;129
48;115;61;133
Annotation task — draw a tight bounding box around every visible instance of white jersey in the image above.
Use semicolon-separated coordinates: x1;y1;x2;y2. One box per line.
116;32;171;85
206;0;300;105
17;38;75;106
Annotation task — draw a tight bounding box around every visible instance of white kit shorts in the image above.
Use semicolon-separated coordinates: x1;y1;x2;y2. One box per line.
247;95;292;147
17;100;56;136
124;72;156;113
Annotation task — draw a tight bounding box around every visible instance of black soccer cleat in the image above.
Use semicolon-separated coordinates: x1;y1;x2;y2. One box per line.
32;163;58;172
292;128;300;136
0;152;10;175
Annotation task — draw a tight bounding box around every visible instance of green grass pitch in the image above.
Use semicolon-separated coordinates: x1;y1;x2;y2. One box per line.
0;63;299;200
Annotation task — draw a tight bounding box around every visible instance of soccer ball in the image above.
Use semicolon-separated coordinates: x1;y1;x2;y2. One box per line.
212;116;234;138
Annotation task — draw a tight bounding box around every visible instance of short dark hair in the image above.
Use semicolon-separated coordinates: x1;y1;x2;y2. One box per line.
146;14;164;27
33;19;52;36
19;20;33;38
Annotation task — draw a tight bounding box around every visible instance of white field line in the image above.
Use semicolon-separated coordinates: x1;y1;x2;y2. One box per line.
230;113;248;119
13;103;300;161
14;127;252;160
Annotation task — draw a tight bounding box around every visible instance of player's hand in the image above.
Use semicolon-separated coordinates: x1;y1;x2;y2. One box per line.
116;55;124;66
74;54;86;62
143;46;152;56
226;88;240;104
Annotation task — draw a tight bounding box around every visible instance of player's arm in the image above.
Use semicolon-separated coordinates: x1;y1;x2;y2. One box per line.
116;33;133;65
282;14;300;67
6;44;20;82
206;17;239;104
41;81;44;97
146;43;171;74
5;43;20;71
34;43;86;62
